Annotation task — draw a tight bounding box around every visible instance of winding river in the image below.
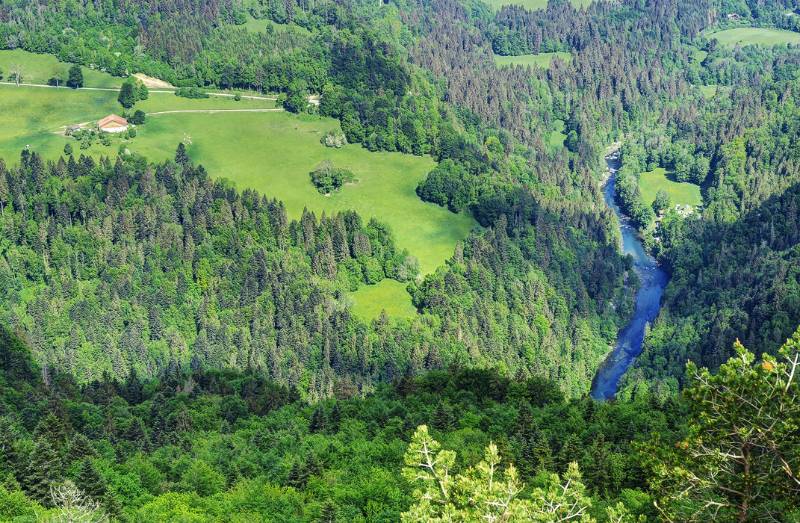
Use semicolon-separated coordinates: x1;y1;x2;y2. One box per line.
590;153;669;400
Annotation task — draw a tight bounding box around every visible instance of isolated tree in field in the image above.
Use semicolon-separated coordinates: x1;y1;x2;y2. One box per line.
646;331;800;521
175;142;189;165
137;82;149;101
67;65;83;89
118;81;137;108
63;143;73;156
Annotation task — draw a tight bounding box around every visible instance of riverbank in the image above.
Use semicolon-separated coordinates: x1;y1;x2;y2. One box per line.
590;153;669;400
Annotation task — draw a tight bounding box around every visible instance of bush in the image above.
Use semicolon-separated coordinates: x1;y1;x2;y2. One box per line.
321;130;348;148
233;93;242;101
130;110;146;125
309;161;355;194
127;128;137;138
175;87;209;99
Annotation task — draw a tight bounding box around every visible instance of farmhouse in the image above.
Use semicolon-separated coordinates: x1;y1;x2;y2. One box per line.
98;114;129;133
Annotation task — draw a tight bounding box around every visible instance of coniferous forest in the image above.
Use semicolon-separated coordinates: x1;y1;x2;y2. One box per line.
0;0;800;520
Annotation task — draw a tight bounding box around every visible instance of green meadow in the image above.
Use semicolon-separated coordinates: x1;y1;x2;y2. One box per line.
347;280;417;321
546;119;567;150
639;168;702;208
708;27;800;47
0;49;122;88
494;52;572;69
483;0;593;11
0;84;475;277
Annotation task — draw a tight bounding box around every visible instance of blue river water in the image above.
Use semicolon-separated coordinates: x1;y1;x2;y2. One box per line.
590;154;669;400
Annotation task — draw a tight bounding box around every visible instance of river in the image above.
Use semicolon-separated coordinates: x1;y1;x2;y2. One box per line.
590;152;669;400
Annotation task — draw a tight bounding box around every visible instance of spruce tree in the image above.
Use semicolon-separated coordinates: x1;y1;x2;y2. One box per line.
309;406;326;433
76;459;106;501
175;143;189;165
23;439;61;505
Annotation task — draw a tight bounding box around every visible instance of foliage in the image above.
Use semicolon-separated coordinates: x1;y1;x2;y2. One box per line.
175;87;209;99
309;160;355;194
67;65;83;89
644;330;800;521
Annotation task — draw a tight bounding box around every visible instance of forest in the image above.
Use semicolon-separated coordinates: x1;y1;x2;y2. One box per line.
0;324;798;521
1;0;800;519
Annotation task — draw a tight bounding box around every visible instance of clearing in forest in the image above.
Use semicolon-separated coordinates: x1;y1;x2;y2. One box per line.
493;52;572;69
348;280;418;321
708;27;800;47
638;168;702;208
0;83;475;279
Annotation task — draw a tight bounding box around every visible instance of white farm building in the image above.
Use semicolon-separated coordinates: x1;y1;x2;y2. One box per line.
98;114;129;133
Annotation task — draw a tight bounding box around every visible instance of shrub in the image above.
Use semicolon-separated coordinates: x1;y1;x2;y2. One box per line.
130;110;146;125
175;87;209;99
309;161;355;194
321;130;348;148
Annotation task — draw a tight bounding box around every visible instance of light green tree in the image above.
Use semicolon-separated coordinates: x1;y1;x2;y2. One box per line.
401;425;594;522
646;330;800;522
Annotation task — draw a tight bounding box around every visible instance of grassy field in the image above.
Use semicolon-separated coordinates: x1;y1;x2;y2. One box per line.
483;0;593;11
0;50;122;89
708;27;800;47
638;168;702;208
546;119;566;150
0;84;475;276
347;280;417;321
494;52;572;69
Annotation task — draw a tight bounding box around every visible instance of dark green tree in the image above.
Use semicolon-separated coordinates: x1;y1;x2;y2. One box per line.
22;439;61;505
66;65;83;89
118;81;137;109
175;142;189;165
76;459;106;501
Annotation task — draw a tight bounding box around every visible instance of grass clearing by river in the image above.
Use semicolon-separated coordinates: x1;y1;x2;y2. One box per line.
494;52;572;69
708;27;800;47
348;280;417;321
638;168;702;208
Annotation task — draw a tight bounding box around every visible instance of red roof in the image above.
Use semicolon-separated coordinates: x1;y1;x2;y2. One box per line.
98;114;128;128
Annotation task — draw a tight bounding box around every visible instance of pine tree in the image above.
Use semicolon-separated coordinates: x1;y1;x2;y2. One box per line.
175;142;189;165
431;402;453;431
66;434;95;463
23;439;61;505
318;500;337;522
0;418;20;477
309;406;326;433
76;460;106;501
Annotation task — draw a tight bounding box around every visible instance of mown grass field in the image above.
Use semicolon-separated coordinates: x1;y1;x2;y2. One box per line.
0;84;475;278
347;280;417;321
0;49;122;88
708;27;800;47
483;0;593;11
639;168;702;208
494;52;572;69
